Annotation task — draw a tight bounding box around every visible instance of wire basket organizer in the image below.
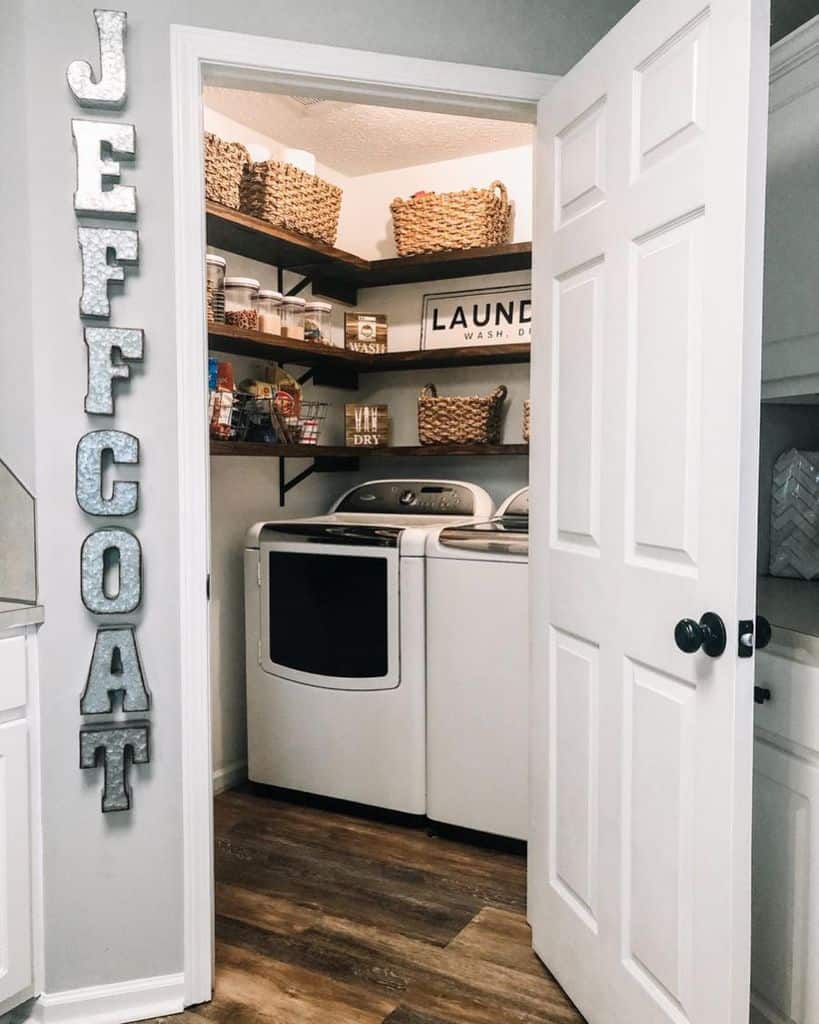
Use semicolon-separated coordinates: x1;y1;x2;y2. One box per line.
210;393;329;446
209;390;252;442
292;401;328;445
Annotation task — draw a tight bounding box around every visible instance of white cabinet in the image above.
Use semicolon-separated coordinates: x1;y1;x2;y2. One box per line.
752;630;819;1024
0;628;35;1016
762;18;819;401
0;721;32;1009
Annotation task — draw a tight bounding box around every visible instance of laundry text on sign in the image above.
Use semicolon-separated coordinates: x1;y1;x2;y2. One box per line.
421;284;532;350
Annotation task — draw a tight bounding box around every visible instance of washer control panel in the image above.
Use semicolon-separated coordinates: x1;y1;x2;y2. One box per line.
336;480;479;515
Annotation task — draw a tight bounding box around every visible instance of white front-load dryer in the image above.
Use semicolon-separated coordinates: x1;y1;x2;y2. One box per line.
426;487;529;838
244;479;494;814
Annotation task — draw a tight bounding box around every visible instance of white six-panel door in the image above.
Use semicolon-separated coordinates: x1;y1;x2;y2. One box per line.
528;0;769;1022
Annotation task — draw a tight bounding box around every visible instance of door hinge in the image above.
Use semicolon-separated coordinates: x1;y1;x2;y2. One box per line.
257;560;262;587
257;638;262;663
206;573;211;600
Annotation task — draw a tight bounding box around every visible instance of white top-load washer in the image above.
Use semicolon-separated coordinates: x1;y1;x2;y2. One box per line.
244;479;494;814
425;486;529;839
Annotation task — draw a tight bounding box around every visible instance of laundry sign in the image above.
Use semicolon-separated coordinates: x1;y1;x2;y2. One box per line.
420;284;531;350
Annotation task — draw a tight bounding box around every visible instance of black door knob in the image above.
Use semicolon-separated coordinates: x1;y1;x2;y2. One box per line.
755;615;772;650
674;612;727;657
754;686;772;704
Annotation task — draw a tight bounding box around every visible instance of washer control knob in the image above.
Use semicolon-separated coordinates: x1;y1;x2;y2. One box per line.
399;489;416;506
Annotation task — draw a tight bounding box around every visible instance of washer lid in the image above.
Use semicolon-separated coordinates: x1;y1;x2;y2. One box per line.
498;486;529;518
437;516;529;555
255;521;401;547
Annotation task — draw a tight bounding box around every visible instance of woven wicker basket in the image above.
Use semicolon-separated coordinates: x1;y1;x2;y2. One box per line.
418;383;508;446
391;181;511;257
204;133;249;210
240;161;342;246
523;400;530;442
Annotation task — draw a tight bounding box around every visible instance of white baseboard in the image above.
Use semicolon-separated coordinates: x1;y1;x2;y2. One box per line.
27;972;185;1024
212;758;247;795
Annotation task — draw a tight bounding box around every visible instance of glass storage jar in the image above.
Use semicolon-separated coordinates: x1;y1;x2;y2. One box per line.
224;277;260;331
280;296;306;340
304;301;332;345
206;254;226;324
254;289;283;335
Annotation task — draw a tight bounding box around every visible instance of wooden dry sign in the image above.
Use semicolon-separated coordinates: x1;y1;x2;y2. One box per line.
345;312;388;353
345;404;389;447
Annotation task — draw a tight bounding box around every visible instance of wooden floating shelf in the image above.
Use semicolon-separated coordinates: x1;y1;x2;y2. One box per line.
211;440;529;459
208;324;530;373
208;324;353;368
206;201;532;304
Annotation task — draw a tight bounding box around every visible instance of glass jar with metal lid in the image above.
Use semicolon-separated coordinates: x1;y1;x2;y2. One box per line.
224;277;260;331
205;254;226;324
254;289;283;335
304;300;332;345
280;295;306;340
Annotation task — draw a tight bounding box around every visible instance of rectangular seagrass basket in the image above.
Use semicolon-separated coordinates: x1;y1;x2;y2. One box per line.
417;383;508;446
204;132;250;210
240;160;343;246
391;181;511;257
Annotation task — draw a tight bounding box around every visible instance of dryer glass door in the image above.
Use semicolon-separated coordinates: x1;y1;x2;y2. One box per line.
259;538;400;691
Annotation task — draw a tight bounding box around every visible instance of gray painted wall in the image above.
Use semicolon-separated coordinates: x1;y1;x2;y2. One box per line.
1;1;35;495
14;0;641;996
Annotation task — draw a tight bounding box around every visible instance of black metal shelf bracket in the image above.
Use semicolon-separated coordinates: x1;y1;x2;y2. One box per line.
286;276;311;298
275;269;310;298
280;363;359;391
278;454;359;507
279;459;315;507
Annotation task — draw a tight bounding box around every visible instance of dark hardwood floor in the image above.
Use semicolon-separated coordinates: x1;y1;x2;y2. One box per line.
148;786;584;1024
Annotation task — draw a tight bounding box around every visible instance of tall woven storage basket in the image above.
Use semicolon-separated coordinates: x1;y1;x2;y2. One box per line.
204;133;249;210
240;161;342;246
417;383;507;446
391;181;511;257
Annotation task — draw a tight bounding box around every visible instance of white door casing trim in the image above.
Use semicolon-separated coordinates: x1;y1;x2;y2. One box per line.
169;23;554;1005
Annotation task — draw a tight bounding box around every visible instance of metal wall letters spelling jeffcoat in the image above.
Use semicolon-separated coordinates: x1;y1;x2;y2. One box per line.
71;10;152;813
67;9;128;109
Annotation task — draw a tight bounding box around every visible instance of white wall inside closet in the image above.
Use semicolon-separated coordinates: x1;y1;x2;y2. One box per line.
206;102;533;785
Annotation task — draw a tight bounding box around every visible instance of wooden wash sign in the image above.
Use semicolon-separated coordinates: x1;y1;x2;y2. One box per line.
345;312;388;353
345;404;390;447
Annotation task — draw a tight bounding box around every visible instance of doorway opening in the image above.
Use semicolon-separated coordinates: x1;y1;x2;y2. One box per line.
202;81;566;1023
170;24;565;1021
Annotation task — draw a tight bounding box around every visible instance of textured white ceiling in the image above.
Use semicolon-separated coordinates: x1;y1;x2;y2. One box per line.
203;87;533;176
